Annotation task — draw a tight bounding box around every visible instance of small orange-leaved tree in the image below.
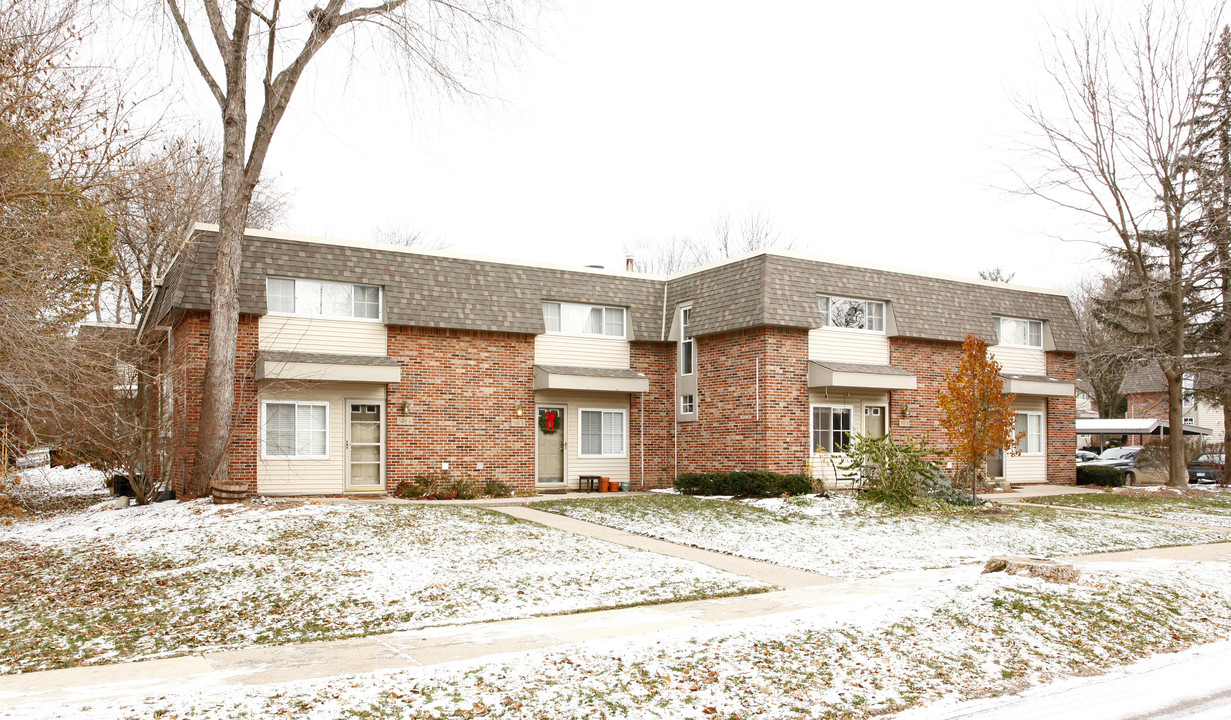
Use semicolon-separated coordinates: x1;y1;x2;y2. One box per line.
937;334;1021;499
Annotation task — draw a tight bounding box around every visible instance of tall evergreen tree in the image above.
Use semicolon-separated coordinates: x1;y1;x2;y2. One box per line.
1188;26;1231;454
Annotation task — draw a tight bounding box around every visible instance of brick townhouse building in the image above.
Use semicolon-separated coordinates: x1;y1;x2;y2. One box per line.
139;225;1084;497
1120;361;1224;446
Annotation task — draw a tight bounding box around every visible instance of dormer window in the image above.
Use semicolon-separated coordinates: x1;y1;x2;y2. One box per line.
997;317;1042;348
266;277;381;320
542;301;626;338
819;296;884;332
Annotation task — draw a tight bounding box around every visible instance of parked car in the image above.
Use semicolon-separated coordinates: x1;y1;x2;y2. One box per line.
1187;454;1226;484
1081;446;1150;483
1076;450;1099;464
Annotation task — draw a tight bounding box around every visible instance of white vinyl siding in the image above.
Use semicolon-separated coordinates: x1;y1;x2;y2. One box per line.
579;409;625;457
535;391;631;488
808;328;890;365
1004;397;1047;484
989;344;1046;375
533;334;630;369
259;315;388;356
262;401;329;459
267;277;381;321
257;383;384;495
542;301;626;339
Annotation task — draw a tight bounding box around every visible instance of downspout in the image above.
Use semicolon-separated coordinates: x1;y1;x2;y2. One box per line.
673;365;678;484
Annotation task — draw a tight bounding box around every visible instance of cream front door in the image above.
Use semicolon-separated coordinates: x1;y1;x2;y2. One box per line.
346;400;384;490
536;406;565;485
865;406;887;438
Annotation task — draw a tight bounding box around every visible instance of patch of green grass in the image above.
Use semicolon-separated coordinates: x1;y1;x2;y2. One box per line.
1026;492;1231;526
0;503;766;674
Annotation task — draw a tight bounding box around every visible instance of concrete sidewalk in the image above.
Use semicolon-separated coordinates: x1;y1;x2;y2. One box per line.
0;568;960;707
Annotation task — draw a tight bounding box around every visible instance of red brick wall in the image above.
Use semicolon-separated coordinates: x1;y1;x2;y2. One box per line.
630;342;675;488
385;327;536;491
676;327;810;475
888;337;964;463
888;337;1078;484
1046;352;1077;485
166;311;260;497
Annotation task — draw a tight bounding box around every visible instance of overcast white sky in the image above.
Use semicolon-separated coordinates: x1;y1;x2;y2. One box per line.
142;0;1179;289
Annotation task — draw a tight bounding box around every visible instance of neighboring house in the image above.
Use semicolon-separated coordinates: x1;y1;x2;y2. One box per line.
1120;361;1225;445
138;225;1084;497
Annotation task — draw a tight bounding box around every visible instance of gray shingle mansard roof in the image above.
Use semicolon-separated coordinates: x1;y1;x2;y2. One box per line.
148;226;1085;353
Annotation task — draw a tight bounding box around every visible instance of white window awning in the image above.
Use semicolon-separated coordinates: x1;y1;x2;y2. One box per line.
534;365;649;393
256;351;402;384
808;361;917;390
1001;373;1074;397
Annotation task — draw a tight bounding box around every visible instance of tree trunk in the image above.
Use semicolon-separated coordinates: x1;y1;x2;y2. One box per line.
1165;370;1188;487
187;51;251;500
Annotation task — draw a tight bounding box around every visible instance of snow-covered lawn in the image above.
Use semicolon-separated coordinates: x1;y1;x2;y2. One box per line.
1027;488;1231;528
17;558;1231;719
0;468;767;674
536;494;1231;578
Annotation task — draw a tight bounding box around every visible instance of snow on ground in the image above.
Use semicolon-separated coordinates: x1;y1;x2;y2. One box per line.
4;465;109;517
538;494;1231;579
12;557;1231;719
1029;489;1231;528
0;468;766;674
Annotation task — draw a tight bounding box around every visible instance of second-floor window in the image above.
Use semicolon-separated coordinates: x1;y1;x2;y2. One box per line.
542;301;626;338
997;317;1042;348
819;296;885;332
267;277;381;320
679;306;694;375
1183;373;1196;406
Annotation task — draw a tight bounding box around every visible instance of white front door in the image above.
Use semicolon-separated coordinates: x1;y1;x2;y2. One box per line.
345;399;384;490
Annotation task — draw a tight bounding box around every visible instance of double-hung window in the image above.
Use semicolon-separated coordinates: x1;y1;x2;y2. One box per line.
1015;412;1043;454
819;296;885;332
579;409;626;457
266;277;381;320
679;306;694;375
263;401;329;459
811;405;853;453
997;317;1042;348
1182;373;1196;407
541;302;626;338
680;394;696;414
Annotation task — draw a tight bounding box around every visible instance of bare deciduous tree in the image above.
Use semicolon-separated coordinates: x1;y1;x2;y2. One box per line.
1069;274;1134;420
1016;1;1220;485
0;0;152;468
627;211;795;275
978;267;1016;283
154;0;540;500
94;136;288;324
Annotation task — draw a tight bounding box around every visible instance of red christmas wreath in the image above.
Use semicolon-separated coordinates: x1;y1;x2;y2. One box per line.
539;410;560;434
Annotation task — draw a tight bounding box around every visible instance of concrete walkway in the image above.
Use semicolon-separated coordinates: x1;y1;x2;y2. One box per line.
495;505;841;588
0;566;964;707
5;485;1230;711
